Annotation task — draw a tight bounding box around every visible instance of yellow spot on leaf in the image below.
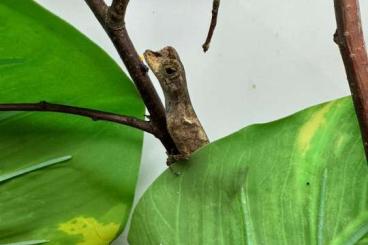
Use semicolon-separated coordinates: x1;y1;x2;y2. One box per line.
298;102;334;153
59;217;119;245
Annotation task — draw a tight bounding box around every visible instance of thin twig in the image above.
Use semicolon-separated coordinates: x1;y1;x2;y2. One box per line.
202;0;220;52
0;102;156;134
84;0;179;154
334;0;368;160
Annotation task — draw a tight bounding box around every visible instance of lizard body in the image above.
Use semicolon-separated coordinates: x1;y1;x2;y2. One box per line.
144;46;209;163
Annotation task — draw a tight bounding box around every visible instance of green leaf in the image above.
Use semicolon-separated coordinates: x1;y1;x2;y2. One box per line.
0;1;144;244
0;156;71;183
129;97;368;245
0;240;49;245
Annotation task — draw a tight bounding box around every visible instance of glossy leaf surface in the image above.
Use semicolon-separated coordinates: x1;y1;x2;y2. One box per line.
129;97;368;245
0;1;144;244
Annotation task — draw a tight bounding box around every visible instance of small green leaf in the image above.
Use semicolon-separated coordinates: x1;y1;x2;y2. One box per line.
129;97;368;245
0;0;144;244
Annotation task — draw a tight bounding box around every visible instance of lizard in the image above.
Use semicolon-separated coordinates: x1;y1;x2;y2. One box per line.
143;46;209;164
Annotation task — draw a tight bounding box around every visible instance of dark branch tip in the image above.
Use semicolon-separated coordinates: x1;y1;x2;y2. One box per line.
333;30;340;44
202;44;210;53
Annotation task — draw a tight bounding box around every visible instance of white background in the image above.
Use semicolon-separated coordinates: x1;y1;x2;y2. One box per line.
35;0;368;244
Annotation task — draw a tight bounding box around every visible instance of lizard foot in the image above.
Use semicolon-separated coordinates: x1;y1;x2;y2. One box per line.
166;154;189;165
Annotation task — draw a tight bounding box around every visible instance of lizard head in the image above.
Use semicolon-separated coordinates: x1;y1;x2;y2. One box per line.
144;46;186;95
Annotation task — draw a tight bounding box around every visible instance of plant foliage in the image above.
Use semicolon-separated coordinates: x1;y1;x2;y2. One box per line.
0;1;144;244
129;97;368;245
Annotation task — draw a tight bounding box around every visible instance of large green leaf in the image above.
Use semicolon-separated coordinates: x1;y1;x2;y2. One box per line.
0;1;144;244
129;97;368;244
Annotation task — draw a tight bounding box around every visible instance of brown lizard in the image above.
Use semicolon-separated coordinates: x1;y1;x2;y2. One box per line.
144;46;209;164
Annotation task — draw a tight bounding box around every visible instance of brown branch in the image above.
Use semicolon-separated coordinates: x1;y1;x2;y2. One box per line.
0;102;157;134
334;0;368;159
84;0;179;154
202;0;220;52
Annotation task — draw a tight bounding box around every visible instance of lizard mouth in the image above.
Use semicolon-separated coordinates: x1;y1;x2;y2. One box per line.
143;50;162;72
145;50;162;58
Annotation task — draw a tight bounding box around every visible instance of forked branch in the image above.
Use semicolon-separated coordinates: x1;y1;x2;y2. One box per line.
1;0;218;158
334;0;368;159
85;0;179;154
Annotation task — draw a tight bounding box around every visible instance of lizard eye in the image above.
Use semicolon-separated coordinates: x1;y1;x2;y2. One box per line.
165;67;177;75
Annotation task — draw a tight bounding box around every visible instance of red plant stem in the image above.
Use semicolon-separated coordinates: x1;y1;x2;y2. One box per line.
334;0;368;159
